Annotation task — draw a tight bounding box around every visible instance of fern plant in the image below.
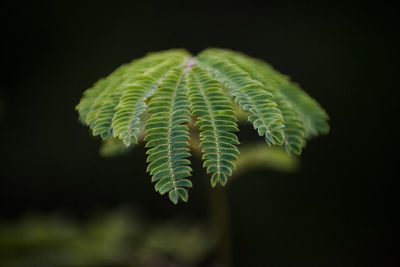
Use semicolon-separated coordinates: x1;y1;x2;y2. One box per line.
76;48;329;204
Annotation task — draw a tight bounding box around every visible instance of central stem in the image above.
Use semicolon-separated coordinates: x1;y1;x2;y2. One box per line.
209;184;232;267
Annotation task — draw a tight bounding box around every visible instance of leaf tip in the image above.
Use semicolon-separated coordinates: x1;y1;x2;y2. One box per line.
169;190;178;204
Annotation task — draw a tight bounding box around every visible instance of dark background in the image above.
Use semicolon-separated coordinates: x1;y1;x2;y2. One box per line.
1;1;398;266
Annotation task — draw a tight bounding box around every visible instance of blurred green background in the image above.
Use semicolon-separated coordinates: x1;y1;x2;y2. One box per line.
1;1;397;266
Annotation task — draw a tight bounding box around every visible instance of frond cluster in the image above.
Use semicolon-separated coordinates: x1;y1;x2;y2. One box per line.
76;48;329;203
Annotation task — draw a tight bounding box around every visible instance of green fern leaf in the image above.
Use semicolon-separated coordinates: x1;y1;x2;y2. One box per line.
209;49;329;137
187;67;239;187
196;51;285;146
112;50;190;146
205;49;307;154
76;48;329;203
91;56;166;139
144;67;192;203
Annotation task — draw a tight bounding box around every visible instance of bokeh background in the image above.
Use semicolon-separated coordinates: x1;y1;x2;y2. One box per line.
1;1;398;266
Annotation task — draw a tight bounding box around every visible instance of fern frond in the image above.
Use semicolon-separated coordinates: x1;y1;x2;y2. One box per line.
76;72;122;125
208;48;329;137
76;49;190;144
76;48;329;203
205;49;307;154
196;51;285;146
144;67;192;204
112;51;190;146
85;54;164;128
187;67;239;187
90;56;166;139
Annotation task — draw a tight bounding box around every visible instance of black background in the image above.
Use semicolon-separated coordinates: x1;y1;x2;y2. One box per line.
1;1;398;266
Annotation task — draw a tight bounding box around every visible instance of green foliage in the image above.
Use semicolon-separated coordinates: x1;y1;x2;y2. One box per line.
76;48;329;203
232;143;299;177
187;67;239;187
99;138;134;157
144;67;192;204
0;210;212;266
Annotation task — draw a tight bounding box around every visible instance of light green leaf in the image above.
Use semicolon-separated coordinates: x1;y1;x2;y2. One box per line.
76;48;329;203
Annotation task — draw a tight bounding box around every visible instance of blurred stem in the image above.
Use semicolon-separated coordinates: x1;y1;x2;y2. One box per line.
209;184;232;267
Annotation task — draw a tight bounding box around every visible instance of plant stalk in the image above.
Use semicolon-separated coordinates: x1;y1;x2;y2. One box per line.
209;184;232;267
